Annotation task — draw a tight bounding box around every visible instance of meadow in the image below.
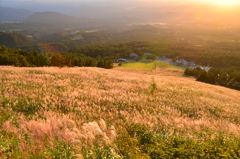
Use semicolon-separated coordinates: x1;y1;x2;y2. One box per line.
117;61;182;71
0;64;240;158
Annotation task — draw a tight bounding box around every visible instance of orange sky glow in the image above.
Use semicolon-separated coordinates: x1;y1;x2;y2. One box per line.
207;0;240;5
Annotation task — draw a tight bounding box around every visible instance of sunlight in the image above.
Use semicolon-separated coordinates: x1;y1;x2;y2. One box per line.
210;0;240;5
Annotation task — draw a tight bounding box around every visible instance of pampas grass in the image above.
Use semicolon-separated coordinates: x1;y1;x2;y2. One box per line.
0;65;240;157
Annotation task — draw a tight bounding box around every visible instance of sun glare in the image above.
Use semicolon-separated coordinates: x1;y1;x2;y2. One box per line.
211;0;240;5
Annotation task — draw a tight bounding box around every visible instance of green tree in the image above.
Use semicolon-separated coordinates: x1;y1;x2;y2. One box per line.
196;71;207;82
146;54;156;60
205;73;216;84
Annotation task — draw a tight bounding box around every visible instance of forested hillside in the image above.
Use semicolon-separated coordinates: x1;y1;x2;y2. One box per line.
0;32;34;48
68;41;147;59
1;23;240;68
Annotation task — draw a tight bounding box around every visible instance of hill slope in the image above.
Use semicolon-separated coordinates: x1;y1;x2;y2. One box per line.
0;32;34;48
0;66;240;158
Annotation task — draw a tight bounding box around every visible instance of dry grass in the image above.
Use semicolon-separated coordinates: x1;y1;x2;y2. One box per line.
0;65;240;157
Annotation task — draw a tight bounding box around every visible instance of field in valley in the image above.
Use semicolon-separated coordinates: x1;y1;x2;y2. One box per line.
117;61;183;71
0;63;240;158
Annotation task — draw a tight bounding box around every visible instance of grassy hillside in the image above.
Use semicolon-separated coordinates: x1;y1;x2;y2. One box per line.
0;65;240;158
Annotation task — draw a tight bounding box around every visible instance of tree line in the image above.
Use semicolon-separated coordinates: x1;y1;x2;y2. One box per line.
68;41;147;60
184;67;240;90
0;46;113;69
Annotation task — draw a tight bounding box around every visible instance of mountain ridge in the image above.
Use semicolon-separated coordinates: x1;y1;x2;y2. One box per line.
0;6;33;21
24;11;79;23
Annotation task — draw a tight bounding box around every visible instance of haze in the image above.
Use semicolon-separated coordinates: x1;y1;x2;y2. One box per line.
1;0;240;25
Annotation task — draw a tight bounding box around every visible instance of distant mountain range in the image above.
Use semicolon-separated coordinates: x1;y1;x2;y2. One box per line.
1;4;240;24
0;6;33;21
0;6;80;23
25;11;79;24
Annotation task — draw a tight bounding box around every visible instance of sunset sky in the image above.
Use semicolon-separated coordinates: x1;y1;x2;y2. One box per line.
1;0;240;5
1;0;240;10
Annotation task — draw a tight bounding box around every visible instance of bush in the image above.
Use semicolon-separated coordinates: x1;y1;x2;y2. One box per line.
205;72;216;84
184;67;203;77
196;71;207;82
116;123;240;158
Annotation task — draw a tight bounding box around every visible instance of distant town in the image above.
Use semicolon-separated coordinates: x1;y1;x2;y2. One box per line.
117;53;211;71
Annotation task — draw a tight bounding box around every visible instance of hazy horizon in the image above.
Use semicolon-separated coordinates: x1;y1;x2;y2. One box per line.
1;0;239;10
1;0;240;24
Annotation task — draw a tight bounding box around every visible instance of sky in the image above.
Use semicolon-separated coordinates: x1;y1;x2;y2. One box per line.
0;0;239;5
1;0;239;23
1;0;240;10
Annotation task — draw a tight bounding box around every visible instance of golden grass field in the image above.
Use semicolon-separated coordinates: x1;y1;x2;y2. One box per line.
0;64;240;158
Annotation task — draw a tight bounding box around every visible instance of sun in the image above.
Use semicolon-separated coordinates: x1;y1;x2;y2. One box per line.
219;0;239;4
211;0;240;5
